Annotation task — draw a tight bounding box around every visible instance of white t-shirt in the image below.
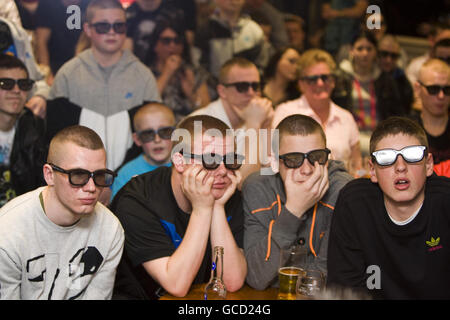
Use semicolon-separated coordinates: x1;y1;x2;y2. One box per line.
0;127;15;166
0;187;125;299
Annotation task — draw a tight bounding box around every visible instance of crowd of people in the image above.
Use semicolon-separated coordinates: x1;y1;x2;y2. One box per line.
0;0;449;300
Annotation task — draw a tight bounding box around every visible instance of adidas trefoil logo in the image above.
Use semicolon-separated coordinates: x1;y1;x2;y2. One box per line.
426;237;440;247
426;236;443;252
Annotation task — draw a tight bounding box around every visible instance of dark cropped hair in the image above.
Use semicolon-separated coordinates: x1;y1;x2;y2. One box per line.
0;54;29;77
172;115;233;153
84;0;125;24
432;38;450;57
145;19;191;67
369;117;428;154
351;30;378;49
264;46;300;80
219;57;257;84
47;125;105;163
274;114;326;151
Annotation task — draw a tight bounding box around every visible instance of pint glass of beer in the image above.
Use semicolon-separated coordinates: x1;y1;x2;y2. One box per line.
277;246;308;300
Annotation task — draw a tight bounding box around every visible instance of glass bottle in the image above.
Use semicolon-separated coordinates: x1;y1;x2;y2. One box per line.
204;246;227;300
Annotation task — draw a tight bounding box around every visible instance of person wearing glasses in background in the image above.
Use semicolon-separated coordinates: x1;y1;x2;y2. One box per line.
432;38;450;66
0;54;47;208
410;59;450;166
374;35;413;121
327;117;450;299
145;19;211;122
110;115;247;299
110;102;175;200
272;49;362;177
47;0;160;187
243;114;353;290
190;57;274;188
0;125;124;299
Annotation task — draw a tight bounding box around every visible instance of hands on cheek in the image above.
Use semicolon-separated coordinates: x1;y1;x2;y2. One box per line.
214;170;242;207
181;165;216;211
284;162;329;218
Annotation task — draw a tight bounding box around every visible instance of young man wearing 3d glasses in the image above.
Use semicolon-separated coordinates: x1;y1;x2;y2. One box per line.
110;102;175;200
0;125;124;299
111;115;247;299
0;54;47;207
47;0;160;173
243;114;353;290
410;58;450;165
327;116;450;299
189;57;274;189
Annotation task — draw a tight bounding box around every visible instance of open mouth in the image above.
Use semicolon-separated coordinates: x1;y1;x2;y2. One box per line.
152;147;165;154
394;178;410;190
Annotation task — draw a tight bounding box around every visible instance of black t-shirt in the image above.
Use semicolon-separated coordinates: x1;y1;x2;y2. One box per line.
327;176;450;299
410;111;450;164
35;0;90;74
111;166;244;299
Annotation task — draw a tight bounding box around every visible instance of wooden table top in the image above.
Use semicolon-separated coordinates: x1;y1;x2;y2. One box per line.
160;284;279;300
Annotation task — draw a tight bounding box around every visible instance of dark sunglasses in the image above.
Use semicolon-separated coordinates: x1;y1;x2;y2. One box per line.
159;36;183;45
418;81;450;96
48;163;117;187
299;74;335;85
90;22;127;34
371;145;427;166
0;78;35;91
137;126;175;143
222;81;261;93
181;152;244;170
279;149;331;168
378;50;400;60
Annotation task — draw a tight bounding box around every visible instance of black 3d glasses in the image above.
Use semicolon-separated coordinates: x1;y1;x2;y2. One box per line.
159;36;183;45
48;163;117;187
418;81;450;96
222;81;261;93
90;22;127;34
279;149;331;168
181;152;244;170
378;50;400;60
0;78;35;91
137;126;175;143
299;74;335;85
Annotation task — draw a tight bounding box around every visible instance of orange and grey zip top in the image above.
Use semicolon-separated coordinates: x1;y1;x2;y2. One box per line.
242;160;353;291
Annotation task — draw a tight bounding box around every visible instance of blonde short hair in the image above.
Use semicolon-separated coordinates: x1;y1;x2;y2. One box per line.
418;58;450;82
296;49;336;77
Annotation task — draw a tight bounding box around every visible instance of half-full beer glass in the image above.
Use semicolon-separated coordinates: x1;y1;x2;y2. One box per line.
278;246;308;300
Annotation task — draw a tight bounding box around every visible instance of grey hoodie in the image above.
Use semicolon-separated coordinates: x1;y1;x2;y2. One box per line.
242;160;353;290
48;49;161;169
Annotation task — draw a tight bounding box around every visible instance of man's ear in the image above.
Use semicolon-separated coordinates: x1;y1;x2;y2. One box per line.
217;83;227;99
270;154;279;173
369;158;378;183
132;133;142;147
83;22;92;38
43;163;55;186
171;152;185;173
425;152;434;177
